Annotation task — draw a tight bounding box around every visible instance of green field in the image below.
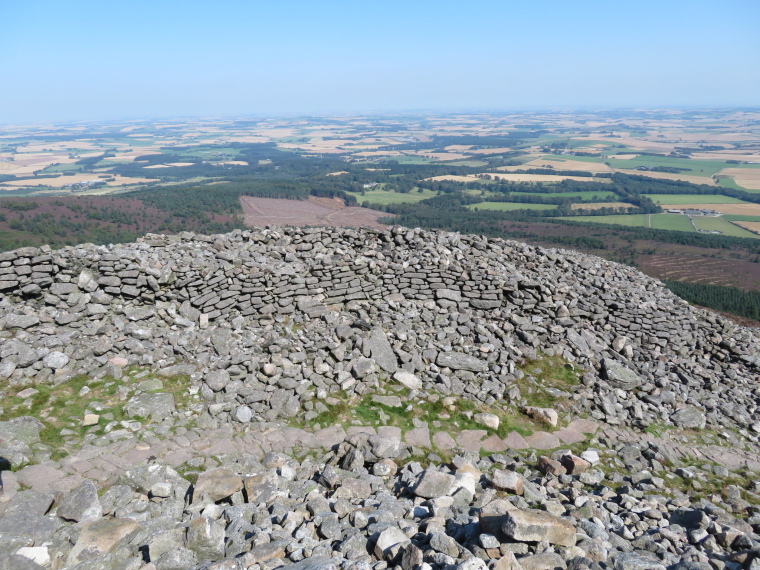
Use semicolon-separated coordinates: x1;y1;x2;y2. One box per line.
348;187;437;205
512;191;618;202
566;213;696;231
649;214;697;232
692;216;759;238
563;214;651;227
722;214;760;222
40;163;83;174
644;194;747;204
467;202;558;211
717;176;760;194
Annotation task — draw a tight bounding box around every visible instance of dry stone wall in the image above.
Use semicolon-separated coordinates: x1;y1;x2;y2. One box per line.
0;225;758;434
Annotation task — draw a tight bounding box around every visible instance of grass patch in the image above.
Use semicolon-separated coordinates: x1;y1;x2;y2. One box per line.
0;367;193;461
515;352;581;411
294;353;583;442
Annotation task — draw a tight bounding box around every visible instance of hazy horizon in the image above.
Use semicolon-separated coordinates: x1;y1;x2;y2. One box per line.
3;0;759;124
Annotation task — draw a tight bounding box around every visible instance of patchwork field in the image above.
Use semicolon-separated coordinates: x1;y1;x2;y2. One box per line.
645;194;746;204
616;169;717;185
659;203;760;216
487;173;606;183
691;216;758;238
734;221;760;235
719;168;760;190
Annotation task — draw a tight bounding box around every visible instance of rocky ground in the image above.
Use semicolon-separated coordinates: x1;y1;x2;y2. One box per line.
0;225;758;570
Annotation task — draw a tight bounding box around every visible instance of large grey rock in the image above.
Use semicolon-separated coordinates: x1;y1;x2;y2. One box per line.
0;555;46;570
56;480;102;522
4;315;39;330
154;547;197;570
366;328;398;373
393;370;422;390
0;491;60;546
611;551;666;570
42;351;69;369
66;519;139;567
492;470;524;495
502;509;576;547
192;467;243;503
413;469;455;498
672;406;706;429
185;516;225;561
436;351;487;372
373;526;409;561
124;393;176;420
601;358;641;390
117;464;188;497
205;369;230;392
0;417;43;447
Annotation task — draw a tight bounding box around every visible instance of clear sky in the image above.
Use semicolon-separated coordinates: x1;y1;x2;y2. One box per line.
2;0;758;123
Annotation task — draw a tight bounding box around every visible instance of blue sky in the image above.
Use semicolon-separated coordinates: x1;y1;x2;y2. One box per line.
2;0;758;123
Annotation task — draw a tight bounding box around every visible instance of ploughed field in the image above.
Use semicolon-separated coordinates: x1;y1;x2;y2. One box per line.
240;196;392;230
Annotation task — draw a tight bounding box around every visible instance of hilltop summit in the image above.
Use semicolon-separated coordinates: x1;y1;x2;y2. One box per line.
0;226;758;570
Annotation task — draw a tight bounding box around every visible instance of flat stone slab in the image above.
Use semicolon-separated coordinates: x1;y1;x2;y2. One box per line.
480;434;507;453
554;428;586;445
566;419;599;434
377;426;402;441
346;426;376;436
405;427;431;448
456;430;487;452
15;464;66;492
432;431;457;450
313;426;346;449
524;432;562;450
503;431;529;450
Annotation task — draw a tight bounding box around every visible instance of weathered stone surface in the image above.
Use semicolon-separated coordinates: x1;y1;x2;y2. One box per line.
601;359;641;390
205;369;230;392
193;468;243;503
393;370;422;390
56;480;102;522
492;469;524;495
366;328;398;373
611;551;667;570
413;469;455;498
524;432;561;450
4;315;39;330
436;351;487;372
502;509;576;547
124;392;176;420
538;456;567;476
0;417;43;447
373;526;409;561
474;412;499;429
67;519;139;566
42;351;69;369
185;516;225;560
672;406;707;429
523;406;558;427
